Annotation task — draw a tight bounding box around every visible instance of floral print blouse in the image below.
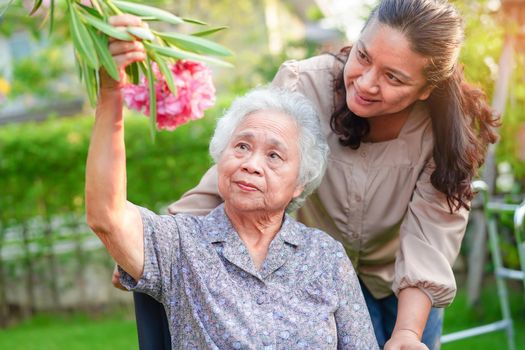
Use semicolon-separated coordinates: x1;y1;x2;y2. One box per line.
120;204;379;349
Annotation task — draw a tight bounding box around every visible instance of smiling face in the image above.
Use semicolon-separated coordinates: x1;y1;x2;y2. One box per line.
217;110;303;215
343;19;433;119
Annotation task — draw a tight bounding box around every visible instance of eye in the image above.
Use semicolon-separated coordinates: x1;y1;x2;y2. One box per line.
386;72;402;84
268;152;283;161
356;49;368;63
235;142;249;152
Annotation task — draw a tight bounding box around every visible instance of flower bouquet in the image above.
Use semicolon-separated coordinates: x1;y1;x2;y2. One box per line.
20;0;233;136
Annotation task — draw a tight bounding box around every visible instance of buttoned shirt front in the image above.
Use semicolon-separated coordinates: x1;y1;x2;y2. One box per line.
120;204;378;350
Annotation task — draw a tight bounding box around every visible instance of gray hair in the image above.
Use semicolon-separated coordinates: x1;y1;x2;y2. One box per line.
209;86;329;211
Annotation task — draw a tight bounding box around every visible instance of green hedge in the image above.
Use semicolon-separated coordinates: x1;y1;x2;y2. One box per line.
0;99;234;225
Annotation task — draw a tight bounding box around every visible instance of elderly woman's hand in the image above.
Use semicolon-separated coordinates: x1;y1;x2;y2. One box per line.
100;14;147;90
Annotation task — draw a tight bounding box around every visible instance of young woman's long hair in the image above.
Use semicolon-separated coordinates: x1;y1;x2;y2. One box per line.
330;0;500;212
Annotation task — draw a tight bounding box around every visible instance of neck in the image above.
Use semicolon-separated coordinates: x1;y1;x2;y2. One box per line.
224;203;285;269
364;104;414;143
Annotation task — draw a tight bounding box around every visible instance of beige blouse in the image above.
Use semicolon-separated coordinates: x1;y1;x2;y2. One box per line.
168;54;469;308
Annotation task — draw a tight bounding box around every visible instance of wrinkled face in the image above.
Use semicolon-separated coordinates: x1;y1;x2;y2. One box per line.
217;110;303;214
343;19;433;118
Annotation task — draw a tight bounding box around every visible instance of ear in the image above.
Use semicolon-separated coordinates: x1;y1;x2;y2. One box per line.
418;84;435;101
292;184;304;199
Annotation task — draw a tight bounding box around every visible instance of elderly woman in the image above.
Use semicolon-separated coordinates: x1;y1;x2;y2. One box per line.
86;80;378;348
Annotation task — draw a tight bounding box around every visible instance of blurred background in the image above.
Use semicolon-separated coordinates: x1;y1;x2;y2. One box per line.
0;0;524;349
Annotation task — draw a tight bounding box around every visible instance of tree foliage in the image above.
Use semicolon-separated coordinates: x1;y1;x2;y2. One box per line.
0;108;224;226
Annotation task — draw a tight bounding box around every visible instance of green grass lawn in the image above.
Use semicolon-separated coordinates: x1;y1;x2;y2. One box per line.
0;282;523;349
442;280;525;349
0;310;138;350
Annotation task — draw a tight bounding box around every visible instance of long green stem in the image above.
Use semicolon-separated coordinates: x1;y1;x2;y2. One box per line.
90;0;104;15
141;57;157;141
103;0;122;15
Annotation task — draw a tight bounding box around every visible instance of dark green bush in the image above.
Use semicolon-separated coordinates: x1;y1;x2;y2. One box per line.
0;101;235;226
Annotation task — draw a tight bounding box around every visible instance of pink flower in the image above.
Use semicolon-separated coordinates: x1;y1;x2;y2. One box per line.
122;84;149;112
122;60;216;131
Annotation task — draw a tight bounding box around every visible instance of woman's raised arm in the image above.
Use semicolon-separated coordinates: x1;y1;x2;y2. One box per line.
85;15;148;281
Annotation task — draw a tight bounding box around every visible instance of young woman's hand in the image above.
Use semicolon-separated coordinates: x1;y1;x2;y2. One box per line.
111;264;128;291
384;330;429;350
100;14;147;91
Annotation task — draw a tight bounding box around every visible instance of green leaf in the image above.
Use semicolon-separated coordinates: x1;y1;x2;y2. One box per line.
125;62;140;85
29;0;43;16
152;53;177;96
112;1;183;25
146;43;233;68
77;2;102;18
125;62;139;85
48;0;55;35
73;53;83;81
88;0;104;16
69;3;99;69
127;26;155;41
191;26;228;37
142;58;157;140
182;18;207;26
88;27;120;82
80;10;134;41
156;32;233;57
79;58;98;107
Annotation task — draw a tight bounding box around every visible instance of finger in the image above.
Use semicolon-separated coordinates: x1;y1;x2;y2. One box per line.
111;269;120;283
108;14;143;28
111;273;127;291
109;40;144;56
113;51;147;69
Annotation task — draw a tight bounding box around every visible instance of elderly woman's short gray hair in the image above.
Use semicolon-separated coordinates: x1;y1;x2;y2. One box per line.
209;86;329;211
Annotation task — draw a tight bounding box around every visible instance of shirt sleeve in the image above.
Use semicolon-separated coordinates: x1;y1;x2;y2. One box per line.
333;243;379;350
119;206;181;304
392;159;469;307
167;164;223;216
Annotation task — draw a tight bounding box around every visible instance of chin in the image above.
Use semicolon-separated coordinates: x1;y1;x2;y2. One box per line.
346;97;373;118
227;198;264;212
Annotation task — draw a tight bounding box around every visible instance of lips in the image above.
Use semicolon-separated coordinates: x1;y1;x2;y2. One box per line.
357;93;378;102
235;181;259;191
352;84;380;105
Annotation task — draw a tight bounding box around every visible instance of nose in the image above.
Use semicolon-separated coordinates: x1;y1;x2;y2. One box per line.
357;68;379;95
241;153;263;175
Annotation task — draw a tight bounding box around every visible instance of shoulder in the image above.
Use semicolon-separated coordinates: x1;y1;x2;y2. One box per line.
172;212;203;227
277;54;340;79
293;220;347;263
138;206;181;234
138;206;206;241
138;208;210;252
296;54;341;73
273;54;342;119
273;54;339;90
